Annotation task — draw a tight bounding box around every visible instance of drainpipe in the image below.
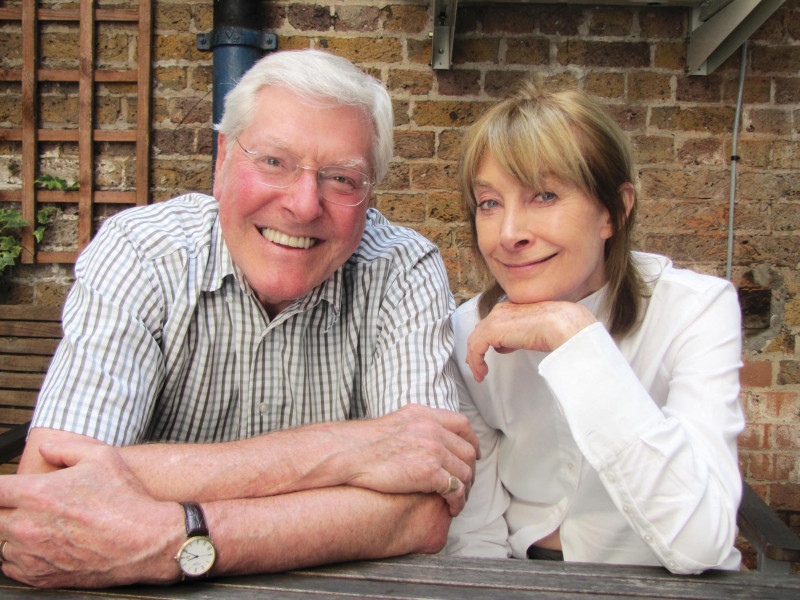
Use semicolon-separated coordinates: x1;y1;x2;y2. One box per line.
197;0;277;169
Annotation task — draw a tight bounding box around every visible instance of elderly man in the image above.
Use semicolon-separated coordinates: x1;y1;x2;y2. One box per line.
0;50;477;588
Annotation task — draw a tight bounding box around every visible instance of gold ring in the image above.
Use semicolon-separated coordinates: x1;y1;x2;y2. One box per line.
440;475;461;495
0;539;7;563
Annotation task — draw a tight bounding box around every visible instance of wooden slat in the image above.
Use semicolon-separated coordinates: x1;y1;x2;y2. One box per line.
0;322;63;337
0;408;36;426
77;0;96;253
0;304;63;320
0;129;138;142
0;354;52;373
0;390;38;407
95;130;138;142
0;8;138;22
0;372;46;391
1;68;138;83
36;251;80;263
0;69;22;81
0;337;60;355
136;0;152;206
19;0;36;264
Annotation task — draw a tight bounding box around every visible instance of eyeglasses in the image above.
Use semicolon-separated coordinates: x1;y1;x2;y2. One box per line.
235;138;373;207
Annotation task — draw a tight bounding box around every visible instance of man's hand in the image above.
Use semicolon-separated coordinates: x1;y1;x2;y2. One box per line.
466;301;597;383
333;404;479;516
0;442;183;589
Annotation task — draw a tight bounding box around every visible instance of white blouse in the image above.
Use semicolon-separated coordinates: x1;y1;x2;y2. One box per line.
445;253;745;574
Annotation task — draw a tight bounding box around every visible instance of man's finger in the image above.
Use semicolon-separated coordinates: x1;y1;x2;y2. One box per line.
437;473;466;517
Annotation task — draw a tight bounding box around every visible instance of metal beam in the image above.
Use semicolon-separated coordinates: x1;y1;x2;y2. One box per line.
431;0;458;70
689;0;784;74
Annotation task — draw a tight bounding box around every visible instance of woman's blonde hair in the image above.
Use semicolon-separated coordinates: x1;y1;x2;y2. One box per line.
460;81;645;336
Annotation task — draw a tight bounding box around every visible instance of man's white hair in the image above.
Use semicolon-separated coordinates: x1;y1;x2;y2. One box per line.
216;49;393;185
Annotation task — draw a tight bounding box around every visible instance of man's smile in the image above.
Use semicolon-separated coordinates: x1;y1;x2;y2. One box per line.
260;227;318;249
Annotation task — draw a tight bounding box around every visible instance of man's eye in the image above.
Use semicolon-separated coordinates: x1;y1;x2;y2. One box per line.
261;156;284;169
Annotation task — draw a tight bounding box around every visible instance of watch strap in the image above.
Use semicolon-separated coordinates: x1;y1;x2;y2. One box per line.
180;501;209;538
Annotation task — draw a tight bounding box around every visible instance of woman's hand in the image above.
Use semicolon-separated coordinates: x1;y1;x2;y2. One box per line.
465;301;598;382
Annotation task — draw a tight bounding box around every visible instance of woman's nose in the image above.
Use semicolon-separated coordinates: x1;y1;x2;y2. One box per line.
498;210;532;249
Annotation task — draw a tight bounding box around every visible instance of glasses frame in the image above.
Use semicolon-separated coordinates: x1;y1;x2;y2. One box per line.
235;138;373;207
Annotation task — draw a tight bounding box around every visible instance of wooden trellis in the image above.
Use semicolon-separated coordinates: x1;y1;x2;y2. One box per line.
0;0;152;264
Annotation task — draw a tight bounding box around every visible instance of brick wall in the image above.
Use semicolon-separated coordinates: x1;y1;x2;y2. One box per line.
1;0;799;542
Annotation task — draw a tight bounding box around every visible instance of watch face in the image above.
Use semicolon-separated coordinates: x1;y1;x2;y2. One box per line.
178;536;216;576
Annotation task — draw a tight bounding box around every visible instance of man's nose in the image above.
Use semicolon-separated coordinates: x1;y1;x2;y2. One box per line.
287;168;324;221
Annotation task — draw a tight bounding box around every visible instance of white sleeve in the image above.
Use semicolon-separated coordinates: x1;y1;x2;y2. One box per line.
444;359;511;559
539;283;744;574
33;219;167;446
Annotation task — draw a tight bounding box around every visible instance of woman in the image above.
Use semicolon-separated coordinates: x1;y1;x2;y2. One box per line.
444;82;745;574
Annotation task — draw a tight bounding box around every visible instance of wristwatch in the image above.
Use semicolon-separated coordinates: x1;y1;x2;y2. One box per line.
175;501;216;580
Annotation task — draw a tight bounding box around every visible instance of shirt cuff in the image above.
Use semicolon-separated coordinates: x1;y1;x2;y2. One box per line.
538;322;664;469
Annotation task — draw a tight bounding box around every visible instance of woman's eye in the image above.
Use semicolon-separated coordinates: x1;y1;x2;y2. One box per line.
534;191;557;203
476;199;500;210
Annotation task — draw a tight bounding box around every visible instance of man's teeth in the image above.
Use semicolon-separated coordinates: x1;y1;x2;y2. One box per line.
261;228;316;249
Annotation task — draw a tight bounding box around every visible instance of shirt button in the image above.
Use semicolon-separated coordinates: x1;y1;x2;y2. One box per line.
566;462;575;471
622;505;630;513
259;402;269;414
607;474;616;483
644;534;653;542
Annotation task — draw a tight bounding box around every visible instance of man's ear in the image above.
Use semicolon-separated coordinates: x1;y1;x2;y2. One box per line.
619;182;635;218
212;133;228;198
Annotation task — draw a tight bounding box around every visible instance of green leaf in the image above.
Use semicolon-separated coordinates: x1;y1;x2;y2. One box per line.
34;174;79;191
0;253;18;271
37;206;58;225
0;208;30;232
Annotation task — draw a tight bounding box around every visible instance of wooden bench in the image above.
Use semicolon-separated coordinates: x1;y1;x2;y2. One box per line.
0;304;63;471
0;305;797;573
737;482;800;573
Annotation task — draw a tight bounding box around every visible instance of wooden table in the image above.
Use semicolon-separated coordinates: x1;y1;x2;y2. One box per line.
1;553;799;599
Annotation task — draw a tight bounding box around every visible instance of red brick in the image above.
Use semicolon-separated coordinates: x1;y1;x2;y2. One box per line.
410;162;458;191
588;8;634;36
374;192;426;223
428;191;463;222
741;361;773;388
394;131;435;159
748;453;796;480
382;5;428;34
557;41;649;68
739;423;768;450
769;483;800;511
436;70;481;97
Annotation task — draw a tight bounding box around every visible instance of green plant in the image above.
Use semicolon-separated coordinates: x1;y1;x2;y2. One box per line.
0;174;68;273
0;206;58;273
34;174;80;191
0;207;29;272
